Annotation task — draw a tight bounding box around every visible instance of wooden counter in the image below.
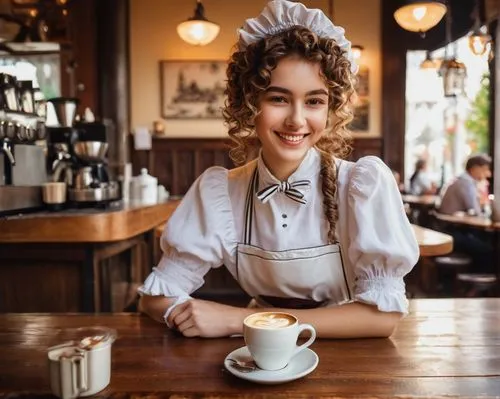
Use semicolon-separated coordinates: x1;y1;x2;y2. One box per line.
0;200;179;314
0;200;179;243
0;299;499;398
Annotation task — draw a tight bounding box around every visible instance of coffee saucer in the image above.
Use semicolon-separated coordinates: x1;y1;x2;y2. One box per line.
224;346;318;385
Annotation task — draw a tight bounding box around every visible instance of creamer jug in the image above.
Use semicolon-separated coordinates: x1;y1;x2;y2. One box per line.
130;168;158;204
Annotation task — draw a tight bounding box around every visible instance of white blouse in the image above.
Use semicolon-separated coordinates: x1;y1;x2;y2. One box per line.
139;148;419;314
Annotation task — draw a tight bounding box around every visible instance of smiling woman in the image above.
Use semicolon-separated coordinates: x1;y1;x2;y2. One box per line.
138;0;419;340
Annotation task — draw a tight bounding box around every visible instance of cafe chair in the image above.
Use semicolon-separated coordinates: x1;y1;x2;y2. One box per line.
455;273;498;297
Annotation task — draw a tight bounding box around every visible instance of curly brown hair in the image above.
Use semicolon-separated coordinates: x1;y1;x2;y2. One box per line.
223;26;356;243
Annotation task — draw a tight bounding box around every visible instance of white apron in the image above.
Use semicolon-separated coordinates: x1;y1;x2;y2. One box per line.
236;164;352;309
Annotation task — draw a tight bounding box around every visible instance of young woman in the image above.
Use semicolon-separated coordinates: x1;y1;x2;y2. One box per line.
409;159;437;195
139;0;419;339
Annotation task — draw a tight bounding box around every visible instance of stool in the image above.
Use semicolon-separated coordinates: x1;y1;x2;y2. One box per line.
434;254;472;268
432;254;472;295
456;273;498;297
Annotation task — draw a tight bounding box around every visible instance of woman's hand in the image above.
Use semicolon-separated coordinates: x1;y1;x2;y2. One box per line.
167;299;251;338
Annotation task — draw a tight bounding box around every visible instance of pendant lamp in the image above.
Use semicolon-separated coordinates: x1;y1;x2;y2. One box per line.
440;58;467;96
177;0;220;46
468;0;491;56
394;0;447;36
438;1;466;97
469;28;491;56
351;45;364;61
420;51;440;70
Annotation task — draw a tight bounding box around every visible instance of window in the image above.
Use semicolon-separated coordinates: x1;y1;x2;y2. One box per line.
405;35;490;192
0;53;61;100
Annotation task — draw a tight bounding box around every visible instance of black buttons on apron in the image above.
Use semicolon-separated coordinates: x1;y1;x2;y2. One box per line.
282;224;288;228
282;214;287;218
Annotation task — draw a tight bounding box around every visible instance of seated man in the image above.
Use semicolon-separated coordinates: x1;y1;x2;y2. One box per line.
438;154;493;274
439;154;491;216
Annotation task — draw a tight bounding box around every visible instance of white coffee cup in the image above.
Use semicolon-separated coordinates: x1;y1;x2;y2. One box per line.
48;327;116;399
243;311;316;371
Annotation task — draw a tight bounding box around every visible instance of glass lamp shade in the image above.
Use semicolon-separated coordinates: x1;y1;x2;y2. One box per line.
420;52;440;70
468;30;491;56
351;45;364;61
439;58;467;97
177;19;220;46
394;1;447;33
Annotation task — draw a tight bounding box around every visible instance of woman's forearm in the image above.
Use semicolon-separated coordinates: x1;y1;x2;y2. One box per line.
138;295;176;324
140;295;403;338
253;302;403;339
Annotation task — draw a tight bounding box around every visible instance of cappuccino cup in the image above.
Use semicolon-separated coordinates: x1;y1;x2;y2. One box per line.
243;312;316;371
48;327;116;399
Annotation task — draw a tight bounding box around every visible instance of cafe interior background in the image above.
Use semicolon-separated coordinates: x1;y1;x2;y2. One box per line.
0;0;499;314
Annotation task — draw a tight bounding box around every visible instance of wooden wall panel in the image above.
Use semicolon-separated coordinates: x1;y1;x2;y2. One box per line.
0;260;81;312
152;150;173;192
130;137;383;196
351;137;384;162
381;0;407;176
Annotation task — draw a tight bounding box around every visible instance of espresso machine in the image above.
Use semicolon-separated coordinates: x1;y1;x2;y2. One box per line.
46;98;119;207
0;73;48;216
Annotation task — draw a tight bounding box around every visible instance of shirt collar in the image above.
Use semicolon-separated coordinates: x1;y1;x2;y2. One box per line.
256;147;320;190
461;172;478;184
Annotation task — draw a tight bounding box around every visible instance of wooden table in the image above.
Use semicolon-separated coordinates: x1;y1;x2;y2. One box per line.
0;299;499;398
402;195;439;227
402;194;439;207
411;224;453;256
433;212;498;231
433;212;500;288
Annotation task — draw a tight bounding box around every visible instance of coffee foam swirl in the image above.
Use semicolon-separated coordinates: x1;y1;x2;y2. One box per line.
247;313;295;329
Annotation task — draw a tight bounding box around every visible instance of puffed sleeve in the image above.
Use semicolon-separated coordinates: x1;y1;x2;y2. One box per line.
138;166;235;304
347;156;419;314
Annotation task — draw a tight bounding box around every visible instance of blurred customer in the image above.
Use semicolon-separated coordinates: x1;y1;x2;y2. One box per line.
439;154;491;216
391;170;406;194
409;159;437;195
438;154;493;274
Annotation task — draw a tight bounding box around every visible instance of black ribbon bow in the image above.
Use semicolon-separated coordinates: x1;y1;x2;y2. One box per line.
257;180;311;204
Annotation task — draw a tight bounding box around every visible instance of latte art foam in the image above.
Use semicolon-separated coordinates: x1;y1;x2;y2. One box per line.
246;313;296;329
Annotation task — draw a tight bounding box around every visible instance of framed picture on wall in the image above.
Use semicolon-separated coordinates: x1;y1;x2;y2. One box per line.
160;60;227;119
350;67;370;132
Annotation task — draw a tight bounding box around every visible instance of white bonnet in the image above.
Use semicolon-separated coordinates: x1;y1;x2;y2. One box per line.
238;0;358;74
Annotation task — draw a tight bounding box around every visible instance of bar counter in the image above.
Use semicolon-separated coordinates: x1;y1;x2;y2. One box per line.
0;298;498;398
0;200;179;243
0;200;179;313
